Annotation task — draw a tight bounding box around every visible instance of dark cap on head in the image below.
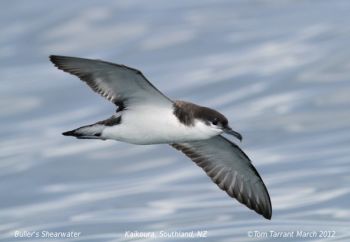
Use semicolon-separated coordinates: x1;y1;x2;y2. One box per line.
173;101;228;128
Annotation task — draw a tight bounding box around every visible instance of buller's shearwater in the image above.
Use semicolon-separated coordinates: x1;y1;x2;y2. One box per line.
50;55;272;219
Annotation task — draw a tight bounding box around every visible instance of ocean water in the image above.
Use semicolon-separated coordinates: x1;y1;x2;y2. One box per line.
1;0;350;241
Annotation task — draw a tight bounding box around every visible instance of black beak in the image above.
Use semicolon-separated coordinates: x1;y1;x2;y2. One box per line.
224;127;242;142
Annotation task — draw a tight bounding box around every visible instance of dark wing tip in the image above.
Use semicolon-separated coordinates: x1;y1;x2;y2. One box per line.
62;130;76;136
49;55;58;60
49;55;57;60
49;55;59;67
49;55;77;69
49;55;70;70
221;174;272;220
256;197;272;220
264;211;272;220
49;55;64;64
263;193;272;220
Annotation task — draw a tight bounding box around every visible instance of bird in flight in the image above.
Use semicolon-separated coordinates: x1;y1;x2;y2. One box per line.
50;55;272;219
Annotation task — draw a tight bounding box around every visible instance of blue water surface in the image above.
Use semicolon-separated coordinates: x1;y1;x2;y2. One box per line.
1;1;350;241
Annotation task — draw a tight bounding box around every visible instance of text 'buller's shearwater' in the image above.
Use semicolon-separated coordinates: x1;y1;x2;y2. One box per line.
50;55;272;219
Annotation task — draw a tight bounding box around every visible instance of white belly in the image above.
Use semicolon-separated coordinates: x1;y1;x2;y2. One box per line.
101;106;221;144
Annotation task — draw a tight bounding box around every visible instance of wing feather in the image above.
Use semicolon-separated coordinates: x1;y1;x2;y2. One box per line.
50;55;172;109
171;135;272;219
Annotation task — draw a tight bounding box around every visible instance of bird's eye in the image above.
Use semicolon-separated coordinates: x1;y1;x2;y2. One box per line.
212;119;218;125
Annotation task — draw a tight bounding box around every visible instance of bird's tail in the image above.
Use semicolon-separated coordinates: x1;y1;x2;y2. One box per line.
63;115;121;140
62;124;105;140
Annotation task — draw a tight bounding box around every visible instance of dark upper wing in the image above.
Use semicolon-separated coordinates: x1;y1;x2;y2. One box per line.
171;135;272;219
50;55;172;109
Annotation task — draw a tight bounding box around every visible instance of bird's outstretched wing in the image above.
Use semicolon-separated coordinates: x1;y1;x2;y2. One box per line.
50;55;172;110
171;135;272;219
